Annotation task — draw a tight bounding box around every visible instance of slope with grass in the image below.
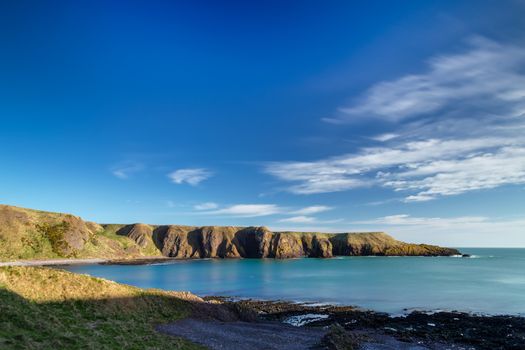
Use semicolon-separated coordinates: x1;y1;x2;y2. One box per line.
0;266;203;349
0;204;460;262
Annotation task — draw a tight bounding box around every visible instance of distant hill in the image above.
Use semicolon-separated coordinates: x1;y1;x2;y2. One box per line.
0;204;459;261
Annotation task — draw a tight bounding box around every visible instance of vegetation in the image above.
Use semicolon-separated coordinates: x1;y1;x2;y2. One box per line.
0;205;163;261
35;221;72;256
0;266;203;350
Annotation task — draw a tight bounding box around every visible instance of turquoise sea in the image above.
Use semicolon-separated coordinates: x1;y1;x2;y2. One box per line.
63;248;525;315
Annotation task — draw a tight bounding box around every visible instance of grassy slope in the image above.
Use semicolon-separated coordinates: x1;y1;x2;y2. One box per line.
0;266;203;350
0;204;162;261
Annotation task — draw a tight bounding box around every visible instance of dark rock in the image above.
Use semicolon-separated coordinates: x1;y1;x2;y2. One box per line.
320;323;360;350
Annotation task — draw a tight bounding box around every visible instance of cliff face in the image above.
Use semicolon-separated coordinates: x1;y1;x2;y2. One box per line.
117;224;459;258
0;204;460;260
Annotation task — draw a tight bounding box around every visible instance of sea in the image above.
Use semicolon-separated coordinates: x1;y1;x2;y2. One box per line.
62;248;525;316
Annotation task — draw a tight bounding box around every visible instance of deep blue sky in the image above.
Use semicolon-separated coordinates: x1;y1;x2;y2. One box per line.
1;1;524;246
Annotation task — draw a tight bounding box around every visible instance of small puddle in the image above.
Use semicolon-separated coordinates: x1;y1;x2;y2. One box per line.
283;314;329;327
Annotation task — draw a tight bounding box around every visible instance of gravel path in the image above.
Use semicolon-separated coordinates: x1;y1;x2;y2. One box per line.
158;319;327;350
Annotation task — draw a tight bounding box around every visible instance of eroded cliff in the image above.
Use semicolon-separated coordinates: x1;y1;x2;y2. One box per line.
116;224;459;258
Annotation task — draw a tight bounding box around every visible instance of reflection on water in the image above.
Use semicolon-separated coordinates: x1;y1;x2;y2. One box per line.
63;248;525;315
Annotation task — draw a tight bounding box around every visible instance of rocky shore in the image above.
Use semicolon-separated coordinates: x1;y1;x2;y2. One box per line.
197;297;525;350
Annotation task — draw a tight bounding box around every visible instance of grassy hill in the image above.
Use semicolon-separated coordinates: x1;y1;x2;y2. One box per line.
0;204;161;261
0;266;203;349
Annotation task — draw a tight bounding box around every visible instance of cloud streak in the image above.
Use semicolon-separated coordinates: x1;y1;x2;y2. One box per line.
169;168;213;186
335;37;525;122
266;37;525;201
194;202;218;210
111;162;143;179
351;214;525;247
206;204;283;217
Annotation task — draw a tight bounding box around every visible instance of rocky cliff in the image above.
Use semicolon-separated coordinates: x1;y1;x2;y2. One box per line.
0;204;460;260
113;224;459;259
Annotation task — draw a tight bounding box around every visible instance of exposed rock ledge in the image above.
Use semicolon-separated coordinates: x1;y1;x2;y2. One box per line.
115;224;460;259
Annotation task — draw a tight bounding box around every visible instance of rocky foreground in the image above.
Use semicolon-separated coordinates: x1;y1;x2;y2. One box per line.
0;204;459;260
195;297;525;350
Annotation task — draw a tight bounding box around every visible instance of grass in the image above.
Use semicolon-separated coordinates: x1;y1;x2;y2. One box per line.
0;204;164;261
0;266;204;350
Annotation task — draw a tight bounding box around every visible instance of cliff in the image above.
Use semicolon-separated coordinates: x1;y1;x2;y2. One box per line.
0;204;460;261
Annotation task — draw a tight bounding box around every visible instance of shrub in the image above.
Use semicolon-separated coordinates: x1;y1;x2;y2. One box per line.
35;221;71;256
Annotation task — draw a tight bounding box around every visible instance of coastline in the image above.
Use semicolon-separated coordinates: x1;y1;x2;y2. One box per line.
0;252;471;267
199;297;525;349
1;264;523;349
0;256;176;267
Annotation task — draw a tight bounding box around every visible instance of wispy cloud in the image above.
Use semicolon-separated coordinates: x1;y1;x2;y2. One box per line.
111;161;143;179
194;202;218;210
206;204;283;217
265;37;525;201
279;215;317;223
290;205;333;215
371;133;399;142
353;214;488;226
168;168;213;186
351;214;525;247
334;37;525;122
195;203;337;219
278;215;343;224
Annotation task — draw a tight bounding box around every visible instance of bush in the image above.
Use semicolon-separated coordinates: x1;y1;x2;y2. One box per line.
35;221;71;256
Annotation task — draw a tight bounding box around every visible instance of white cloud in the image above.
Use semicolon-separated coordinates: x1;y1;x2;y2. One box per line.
207;204;283;217
279;216;317;223
335;37;525;122
279;215;317;224
194;203;337;220
351;214;525;247
266;137;525;198
291;205;333;215
111;162;143;179
278;215;344;225
371;133;399;142
194;202;218;210
265;38;525;201
168;168;213;186
353;214;488;226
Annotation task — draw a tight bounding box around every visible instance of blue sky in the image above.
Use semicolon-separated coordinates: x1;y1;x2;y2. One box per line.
1;1;524;246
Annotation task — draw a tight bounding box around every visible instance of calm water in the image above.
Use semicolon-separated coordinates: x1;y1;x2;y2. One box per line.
63;248;525;315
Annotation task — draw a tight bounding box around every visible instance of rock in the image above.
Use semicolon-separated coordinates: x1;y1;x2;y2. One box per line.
117;223;153;248
320;323;360;350
272;233;304;259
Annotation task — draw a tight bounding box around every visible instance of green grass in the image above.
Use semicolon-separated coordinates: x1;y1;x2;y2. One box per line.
0;267;204;350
